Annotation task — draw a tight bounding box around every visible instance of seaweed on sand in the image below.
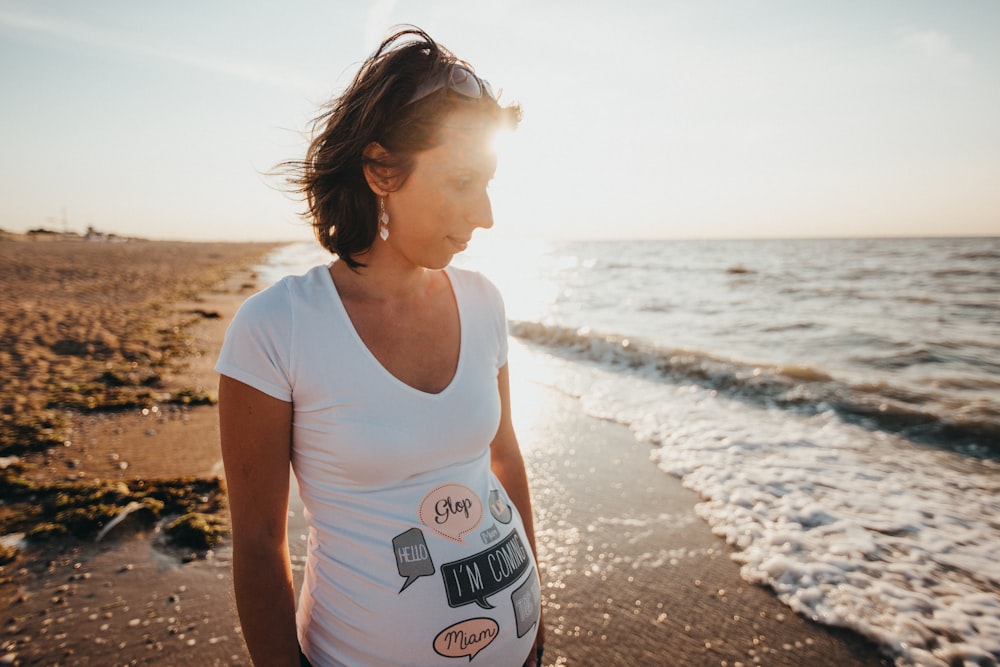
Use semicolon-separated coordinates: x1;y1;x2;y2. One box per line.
0;463;228;559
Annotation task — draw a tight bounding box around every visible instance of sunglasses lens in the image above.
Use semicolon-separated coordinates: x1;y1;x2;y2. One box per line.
449;66;483;98
480;79;495;101
406;64;495;105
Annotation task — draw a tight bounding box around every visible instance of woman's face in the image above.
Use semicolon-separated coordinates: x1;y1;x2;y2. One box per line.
382;108;498;270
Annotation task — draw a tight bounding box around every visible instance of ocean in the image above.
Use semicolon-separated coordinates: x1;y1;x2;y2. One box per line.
259;236;999;667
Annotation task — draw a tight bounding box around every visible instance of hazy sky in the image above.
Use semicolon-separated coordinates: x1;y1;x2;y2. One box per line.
2;0;998;242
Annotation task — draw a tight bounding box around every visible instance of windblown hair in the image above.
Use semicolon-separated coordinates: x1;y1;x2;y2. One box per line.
281;26;521;268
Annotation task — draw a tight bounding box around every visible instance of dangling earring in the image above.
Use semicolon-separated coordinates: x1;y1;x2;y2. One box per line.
378;196;390;241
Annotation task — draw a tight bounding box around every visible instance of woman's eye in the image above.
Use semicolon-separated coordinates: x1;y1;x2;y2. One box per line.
452;174;491;191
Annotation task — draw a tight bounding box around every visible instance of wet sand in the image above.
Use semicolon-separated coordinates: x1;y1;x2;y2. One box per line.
1;237;892;666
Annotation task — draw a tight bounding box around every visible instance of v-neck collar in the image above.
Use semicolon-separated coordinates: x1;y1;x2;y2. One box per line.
321;265;464;398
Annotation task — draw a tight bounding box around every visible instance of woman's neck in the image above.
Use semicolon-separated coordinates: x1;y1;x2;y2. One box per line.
331;251;441;305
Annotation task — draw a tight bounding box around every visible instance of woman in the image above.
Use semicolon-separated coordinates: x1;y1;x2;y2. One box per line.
216;27;545;666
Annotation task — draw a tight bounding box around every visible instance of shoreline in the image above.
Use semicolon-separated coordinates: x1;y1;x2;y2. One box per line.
1;238;892;666
507;342;892;666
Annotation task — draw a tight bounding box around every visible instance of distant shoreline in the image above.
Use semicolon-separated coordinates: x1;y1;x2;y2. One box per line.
3;226;996;245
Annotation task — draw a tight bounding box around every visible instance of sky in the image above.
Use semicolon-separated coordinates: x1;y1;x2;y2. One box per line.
1;0;999;243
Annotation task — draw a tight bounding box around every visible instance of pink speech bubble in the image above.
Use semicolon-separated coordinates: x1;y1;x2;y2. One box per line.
419;483;483;544
432;617;499;661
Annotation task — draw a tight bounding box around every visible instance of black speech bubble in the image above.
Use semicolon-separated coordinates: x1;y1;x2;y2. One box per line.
441;530;530;609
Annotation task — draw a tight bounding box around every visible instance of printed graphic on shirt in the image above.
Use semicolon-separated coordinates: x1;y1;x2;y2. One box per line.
488;488;512;524
398;483;539;662
393;527;435;593
511;572;541;638
441;529;530;609
419;483;484;545
432;617;499;661
478;523;501;546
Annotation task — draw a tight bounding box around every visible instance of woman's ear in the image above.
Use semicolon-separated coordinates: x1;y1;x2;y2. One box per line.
362;142;394;195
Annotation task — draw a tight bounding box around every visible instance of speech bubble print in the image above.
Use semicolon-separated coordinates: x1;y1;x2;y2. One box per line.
419;483;483;545
487;489;512;524
393;528;435;593
511;570;541;638
479;524;501;546
441;530;530;610
432;617;499;661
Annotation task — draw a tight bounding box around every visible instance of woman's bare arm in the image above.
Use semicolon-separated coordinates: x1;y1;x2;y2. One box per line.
489;363;545;666
219;375;301;666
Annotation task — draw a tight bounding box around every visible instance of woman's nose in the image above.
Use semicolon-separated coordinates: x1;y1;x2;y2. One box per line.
469;191;494;230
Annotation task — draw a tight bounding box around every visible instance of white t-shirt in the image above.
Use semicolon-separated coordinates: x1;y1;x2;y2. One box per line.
216;264;540;666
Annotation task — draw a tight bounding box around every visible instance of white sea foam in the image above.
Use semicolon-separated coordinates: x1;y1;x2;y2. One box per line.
514;344;1000;667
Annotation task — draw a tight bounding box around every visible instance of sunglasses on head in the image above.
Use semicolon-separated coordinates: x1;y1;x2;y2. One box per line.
406;63;496;106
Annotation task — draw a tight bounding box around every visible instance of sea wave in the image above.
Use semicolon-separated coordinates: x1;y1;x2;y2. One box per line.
509;320;1000;456
952;249;1000;261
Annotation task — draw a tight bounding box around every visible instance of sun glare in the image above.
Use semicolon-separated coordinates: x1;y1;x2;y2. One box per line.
452;236;558;324
491;126;514;157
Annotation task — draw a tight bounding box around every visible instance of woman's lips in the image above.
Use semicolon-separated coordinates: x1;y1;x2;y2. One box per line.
448;236;470;251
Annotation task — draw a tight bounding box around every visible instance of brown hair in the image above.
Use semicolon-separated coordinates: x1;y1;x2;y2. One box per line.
282;26;521;268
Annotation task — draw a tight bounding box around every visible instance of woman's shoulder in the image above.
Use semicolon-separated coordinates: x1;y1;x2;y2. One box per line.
446;265;505;318
236;264;331;319
446;265;501;297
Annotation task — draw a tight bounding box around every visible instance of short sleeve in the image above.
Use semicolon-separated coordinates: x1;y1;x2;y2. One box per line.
471;271;508;371
215;280;294;402
493;282;509;370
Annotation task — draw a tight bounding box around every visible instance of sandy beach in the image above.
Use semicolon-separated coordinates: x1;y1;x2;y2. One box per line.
1;236;892;666
0;236;277;666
